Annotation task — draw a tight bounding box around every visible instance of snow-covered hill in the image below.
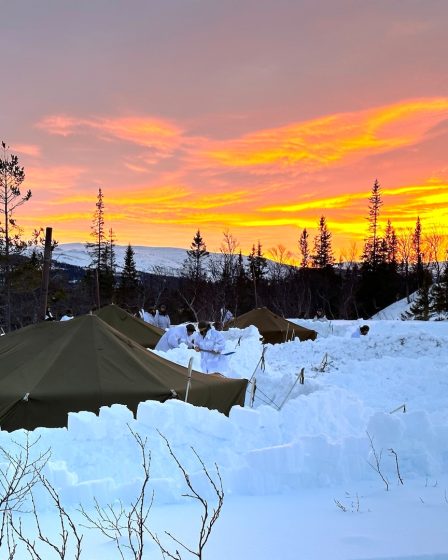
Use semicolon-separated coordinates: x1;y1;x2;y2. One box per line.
53;243;190;275
53;243;255;276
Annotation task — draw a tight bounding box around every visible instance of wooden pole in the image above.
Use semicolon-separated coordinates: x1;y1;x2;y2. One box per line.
40;227;53;320
95;268;101;310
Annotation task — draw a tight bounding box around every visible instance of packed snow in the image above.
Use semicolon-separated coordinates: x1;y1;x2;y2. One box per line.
1;311;448;559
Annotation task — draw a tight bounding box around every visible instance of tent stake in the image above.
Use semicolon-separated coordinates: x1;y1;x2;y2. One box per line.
250;378;257;407
389;403;407;414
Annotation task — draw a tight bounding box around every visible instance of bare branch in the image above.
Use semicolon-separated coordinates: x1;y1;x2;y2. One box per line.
366;432;389;491
78;424;153;560
389;448;404;485
153;430;225;560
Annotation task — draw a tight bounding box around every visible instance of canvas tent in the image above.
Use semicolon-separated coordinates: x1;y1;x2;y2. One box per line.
0;315;248;432
94;304;164;349
226;307;317;344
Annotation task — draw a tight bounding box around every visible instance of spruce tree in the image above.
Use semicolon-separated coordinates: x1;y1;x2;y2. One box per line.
383;219;398;268
430;262;448;316
247;241;268;282
357;181;403;317
247;242;268;308
408;272;432;320
117;243;140;309
107;227;117;274
0;141;32;331
311;216;334;268
299;228;310;268
412;216;424;287
362;179;383;270
183;229;209;282
234;249;252;314
85;188;114;307
86;188;107;269
179;230;211;320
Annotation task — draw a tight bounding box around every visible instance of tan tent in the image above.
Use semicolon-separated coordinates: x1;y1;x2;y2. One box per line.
94;304;164;349
0;315;248;432
226;307;317;344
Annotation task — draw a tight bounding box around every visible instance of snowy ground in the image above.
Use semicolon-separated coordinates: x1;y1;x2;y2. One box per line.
1;312;448;559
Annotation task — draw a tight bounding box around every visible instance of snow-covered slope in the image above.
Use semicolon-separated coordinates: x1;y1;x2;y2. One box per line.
53;243;189;275
370;293;417;320
53;242;254;276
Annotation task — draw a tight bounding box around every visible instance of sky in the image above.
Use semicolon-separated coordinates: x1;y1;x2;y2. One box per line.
1;0;448;259
1;310;448;558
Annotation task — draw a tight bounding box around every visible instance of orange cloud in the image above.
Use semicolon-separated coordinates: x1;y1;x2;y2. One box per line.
35;115;79;136
104;188;256;225
26;165;86;196
201;98;448;170
13;144;41;158
108;187;191;207
37;114;183;155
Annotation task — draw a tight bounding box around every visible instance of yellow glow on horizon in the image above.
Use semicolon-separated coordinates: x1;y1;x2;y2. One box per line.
261;192;367;213
382;184;444;196
413;192;448;205
18;178;448;256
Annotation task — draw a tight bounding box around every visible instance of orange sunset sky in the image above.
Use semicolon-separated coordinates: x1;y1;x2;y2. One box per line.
1;0;448;261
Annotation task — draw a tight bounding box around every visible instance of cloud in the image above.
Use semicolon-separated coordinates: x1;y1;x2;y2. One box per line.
36;114;184;157
261;192;367;213
26;164;86;196
198;98;448;171
25;98;448;254
12;144;42;158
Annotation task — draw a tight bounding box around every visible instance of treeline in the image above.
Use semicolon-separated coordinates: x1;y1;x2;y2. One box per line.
1;144;447;331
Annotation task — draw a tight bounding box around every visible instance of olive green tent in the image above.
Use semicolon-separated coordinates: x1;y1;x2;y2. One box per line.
94;304;164;349
0;315;248;432
226;307;317;344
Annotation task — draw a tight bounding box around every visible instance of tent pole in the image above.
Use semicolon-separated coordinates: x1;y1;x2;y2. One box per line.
185;357;194;403
249;346;266;383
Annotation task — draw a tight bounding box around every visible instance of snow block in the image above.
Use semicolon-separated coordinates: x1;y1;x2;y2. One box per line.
98;403;134;439
68;410;103;440
229;405;260;431
193;407;231;439
257;404;282;445
137;398;198;433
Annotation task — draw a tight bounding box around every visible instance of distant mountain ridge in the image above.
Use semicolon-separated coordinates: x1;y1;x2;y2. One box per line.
52;243;190;275
52;243;277;277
